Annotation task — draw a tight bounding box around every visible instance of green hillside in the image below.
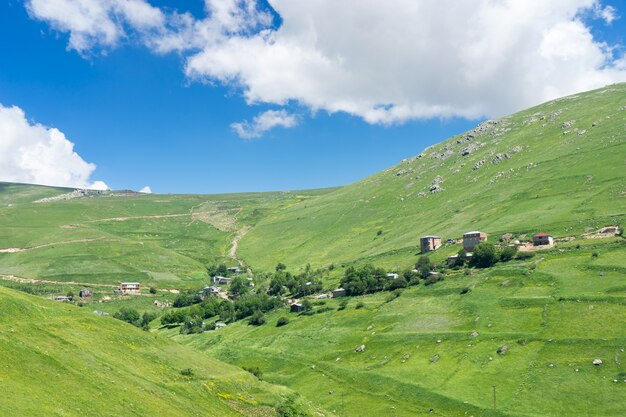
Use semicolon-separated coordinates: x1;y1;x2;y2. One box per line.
0;286;321;416
0;187;332;287
239;84;626;271
168;238;626;417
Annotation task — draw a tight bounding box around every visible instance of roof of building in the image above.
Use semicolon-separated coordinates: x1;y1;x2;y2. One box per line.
534;233;552;237
421;235;441;239
121;282;140;285
463;231;487;236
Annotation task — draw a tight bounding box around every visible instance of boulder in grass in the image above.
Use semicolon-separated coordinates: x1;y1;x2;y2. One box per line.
592;359;603;366
497;344;509;355
355;344;366;353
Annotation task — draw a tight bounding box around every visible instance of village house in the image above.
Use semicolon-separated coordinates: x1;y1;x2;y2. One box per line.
120;282;141;294
533;233;554;247
212;276;231;285
227;266;241;274
54;295;71;302
386;273;399;279
290;303;304;313
332;288;346;298
79;289;92;298
463;231;488;251
420;235;442;253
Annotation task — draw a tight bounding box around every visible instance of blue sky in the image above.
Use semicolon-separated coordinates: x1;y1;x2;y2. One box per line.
1;1;625;193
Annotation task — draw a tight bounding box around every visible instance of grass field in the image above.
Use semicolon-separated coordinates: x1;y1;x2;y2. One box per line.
166;241;626;417
0;189;333;287
0;286;325;417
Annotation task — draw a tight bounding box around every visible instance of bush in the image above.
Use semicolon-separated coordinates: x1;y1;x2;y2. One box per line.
424;273;443;286
499;246;518;262
355;301;365;309
248;311;266;326
337;299;348;310
460;287;471;295
243;366;263;380
385;290;401;303
276;395;309;417
515;251;535;260
180;368;194;377
113;307;141;326
149;286;157;294
376;229;383;236
591;252;599;258
276;317;290;327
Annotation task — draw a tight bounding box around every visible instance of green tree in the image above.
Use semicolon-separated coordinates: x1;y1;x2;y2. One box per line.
229;276;251;298
471;242;499;268
416;256;433;278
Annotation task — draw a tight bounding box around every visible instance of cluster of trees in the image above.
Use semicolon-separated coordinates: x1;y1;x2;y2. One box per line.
340;264;409;296
161;292;281;333
113;307;157;330
268;263;323;297
449;243;520;268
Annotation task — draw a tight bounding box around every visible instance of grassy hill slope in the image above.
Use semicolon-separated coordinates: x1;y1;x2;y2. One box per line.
168;238;626;417
0;188;333;286
0;286;320;417
239;84;626;271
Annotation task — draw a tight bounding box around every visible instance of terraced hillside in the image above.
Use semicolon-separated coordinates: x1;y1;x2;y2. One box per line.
0;286;320;416
169;238;626;417
239;84;626;271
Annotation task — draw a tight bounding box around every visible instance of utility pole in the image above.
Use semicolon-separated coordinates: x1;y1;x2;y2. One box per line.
493;385;497;410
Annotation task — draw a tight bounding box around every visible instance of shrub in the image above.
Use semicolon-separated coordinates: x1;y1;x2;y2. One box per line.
424;273;443;286
248;311;266;326
243;366;263;380
385;289;403;303
355;301;365;309
149;286;157;294
499;246;518;262
276;317;290;327
376;229;383;236
180;368;194;377
276;395;309;417
337;299;348;310
591;252;599;258
460;287;471;295
113;307;140;326
515;251;535;260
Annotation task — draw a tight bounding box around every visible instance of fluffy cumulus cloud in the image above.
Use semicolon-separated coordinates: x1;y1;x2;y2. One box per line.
231;109;298;139
26;0;165;52
27;0;626;126
0;104;108;189
139;186;152;193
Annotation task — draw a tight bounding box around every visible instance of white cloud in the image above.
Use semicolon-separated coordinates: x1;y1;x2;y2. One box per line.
26;1;626;123
231;110;298;139
26;0;165;52
88;180;110;190
0;104;108;189
139;186;152;193
594;3;618;24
